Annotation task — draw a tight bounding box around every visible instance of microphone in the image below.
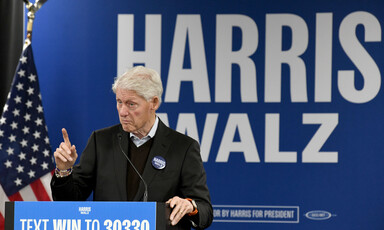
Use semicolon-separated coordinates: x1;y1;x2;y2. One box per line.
117;133;148;202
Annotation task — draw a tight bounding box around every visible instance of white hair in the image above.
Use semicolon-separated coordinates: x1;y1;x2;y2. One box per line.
112;66;163;105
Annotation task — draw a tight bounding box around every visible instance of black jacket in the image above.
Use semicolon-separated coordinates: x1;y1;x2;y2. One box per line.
51;120;213;229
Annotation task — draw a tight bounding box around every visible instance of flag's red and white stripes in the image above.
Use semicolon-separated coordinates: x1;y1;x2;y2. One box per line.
0;171;53;230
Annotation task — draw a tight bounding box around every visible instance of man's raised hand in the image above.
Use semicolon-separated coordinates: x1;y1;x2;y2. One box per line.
53;128;78;170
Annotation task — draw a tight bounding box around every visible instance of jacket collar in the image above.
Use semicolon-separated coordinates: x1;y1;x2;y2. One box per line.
133;119;172;201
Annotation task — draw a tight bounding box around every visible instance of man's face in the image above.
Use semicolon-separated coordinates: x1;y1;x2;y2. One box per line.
116;88;157;137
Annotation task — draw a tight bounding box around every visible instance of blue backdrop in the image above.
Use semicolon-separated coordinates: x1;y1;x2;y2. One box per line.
30;0;384;229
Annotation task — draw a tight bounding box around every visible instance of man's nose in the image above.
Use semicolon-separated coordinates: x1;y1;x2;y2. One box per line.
120;105;130;115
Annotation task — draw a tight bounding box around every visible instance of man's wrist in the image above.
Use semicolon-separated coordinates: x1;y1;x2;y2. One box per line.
55;167;73;178
186;198;198;216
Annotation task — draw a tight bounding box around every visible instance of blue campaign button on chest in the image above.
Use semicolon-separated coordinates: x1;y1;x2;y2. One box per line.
152;156;166;170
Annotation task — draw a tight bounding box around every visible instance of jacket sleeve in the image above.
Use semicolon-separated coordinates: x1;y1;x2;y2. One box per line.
180;140;213;229
50;132;97;201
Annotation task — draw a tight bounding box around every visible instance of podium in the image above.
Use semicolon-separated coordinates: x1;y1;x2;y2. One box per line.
5;201;176;230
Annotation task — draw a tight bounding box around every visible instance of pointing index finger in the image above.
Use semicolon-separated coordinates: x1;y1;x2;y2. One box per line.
62;128;71;147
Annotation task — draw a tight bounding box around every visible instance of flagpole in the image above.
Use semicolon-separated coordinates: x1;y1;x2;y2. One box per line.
0;0;55;223
22;0;48;47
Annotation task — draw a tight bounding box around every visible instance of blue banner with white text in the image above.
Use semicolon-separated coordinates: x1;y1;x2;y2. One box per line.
30;0;384;229
13;201;155;230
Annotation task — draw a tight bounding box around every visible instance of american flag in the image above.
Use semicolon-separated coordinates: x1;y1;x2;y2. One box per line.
0;44;55;229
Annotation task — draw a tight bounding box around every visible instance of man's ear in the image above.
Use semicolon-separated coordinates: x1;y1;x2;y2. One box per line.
151;96;160;110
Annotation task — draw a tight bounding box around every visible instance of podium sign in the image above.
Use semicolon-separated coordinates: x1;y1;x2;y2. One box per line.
5;201;160;230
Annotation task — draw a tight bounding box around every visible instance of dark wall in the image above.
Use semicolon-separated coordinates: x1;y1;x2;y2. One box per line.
0;0;24;110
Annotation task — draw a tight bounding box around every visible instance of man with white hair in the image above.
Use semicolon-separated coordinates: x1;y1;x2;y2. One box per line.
51;66;213;229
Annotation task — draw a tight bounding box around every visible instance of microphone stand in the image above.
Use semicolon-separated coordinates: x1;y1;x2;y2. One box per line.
118;134;149;202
